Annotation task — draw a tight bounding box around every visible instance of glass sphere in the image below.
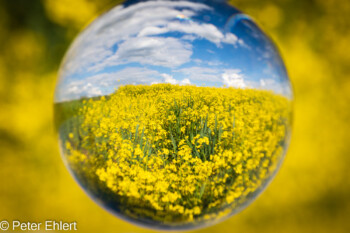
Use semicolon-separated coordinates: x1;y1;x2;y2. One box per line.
54;0;293;230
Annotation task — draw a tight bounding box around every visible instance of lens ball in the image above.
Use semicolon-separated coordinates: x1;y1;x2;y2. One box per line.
54;0;293;230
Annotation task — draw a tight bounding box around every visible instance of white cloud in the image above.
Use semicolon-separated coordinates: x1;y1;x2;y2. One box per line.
137;21;221;44
222;33;238;46
180;78;191;85
138;26;169;37
222;69;246;88
60;82;103;100
162;73;177;84
258;78;292;97
55;67;163;102
175;66;222;82
181;34;197;41
59;0;245;78
162;73;191;85
260;79;266;87
60;1;211;77
55;68;195;101
137;22;240;47
56;0;257;102
89;37;192;71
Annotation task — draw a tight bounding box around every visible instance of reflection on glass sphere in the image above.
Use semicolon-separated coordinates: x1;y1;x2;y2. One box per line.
54;0;293;230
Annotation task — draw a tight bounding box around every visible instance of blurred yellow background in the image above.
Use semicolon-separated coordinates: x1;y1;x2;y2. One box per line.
0;0;349;232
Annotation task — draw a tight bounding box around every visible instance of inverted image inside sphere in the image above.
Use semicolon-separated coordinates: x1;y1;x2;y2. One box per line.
54;0;293;230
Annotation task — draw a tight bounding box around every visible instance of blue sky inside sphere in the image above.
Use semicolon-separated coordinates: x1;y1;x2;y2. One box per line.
55;0;292;102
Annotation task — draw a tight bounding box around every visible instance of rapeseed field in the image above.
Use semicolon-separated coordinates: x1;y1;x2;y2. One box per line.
58;84;291;226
